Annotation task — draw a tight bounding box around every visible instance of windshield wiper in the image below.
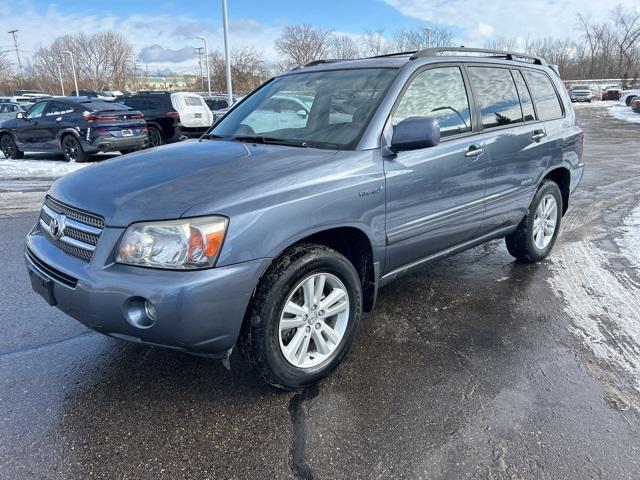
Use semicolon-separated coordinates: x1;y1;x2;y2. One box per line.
230;135;309;148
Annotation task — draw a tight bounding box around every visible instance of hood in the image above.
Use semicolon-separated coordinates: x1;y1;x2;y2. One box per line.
49;139;338;227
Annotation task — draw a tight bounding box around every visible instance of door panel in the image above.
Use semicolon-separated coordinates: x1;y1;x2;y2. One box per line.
383;65;486;274
14;101;49;151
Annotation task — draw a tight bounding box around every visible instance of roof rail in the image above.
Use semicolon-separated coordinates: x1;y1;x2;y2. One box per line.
410;47;546;66
368;50;418;59
302;59;345;68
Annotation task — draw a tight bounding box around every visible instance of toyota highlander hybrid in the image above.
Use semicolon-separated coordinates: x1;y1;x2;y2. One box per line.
25;48;584;389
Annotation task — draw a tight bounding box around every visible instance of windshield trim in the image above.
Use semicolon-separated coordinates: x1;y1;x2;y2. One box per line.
205;67;400;151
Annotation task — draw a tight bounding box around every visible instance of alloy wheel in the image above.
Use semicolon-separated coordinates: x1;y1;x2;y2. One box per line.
63;136;79;162
278;272;350;369
533;194;558;249
1;136;15;158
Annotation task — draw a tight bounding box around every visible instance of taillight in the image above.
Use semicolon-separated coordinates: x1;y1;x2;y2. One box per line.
131;114;144;120
167;111;180;119
83;113;118;122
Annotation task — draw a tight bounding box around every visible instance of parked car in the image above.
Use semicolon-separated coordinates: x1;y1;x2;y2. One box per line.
14;89;47;96
0;102;24;122
620;88;640;106
601;84;622;101
632;98;640;113
98;90;124;101
0;96;146;162
0;96;37;108
25;47;583;388
203;95;242;121
568;85;594;102
116;92;213;147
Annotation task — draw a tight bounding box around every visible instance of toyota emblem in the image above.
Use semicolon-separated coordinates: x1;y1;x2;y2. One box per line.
50;213;67;239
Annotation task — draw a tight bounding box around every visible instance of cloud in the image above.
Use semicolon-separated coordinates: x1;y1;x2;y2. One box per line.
382;0;640;45
138;45;195;63
171;22;217;39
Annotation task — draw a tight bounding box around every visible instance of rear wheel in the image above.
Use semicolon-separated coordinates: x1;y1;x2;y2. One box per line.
239;244;362;389
505;180;563;262
61;135;88;163
145;127;162;148
626;96;636;106
0;134;24;159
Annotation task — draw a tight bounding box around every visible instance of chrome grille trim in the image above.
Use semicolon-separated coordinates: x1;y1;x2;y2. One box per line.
40;196;104;262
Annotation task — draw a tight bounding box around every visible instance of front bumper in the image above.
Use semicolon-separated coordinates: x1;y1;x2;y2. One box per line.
25;226;270;356
82;134;147;153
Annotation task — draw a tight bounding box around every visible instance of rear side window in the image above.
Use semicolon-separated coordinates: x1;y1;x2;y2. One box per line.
468;67;522;129
184;96;204;107
512;71;536;121
523;70;563;121
393;66;471;138
45;101;75;116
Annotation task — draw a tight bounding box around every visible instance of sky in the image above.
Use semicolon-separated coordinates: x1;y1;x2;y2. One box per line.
1;0;639;71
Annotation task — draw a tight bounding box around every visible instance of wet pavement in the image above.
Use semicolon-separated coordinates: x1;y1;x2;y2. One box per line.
1;106;639;479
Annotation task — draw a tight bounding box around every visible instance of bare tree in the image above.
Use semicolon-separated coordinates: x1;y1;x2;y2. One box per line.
484;37;520;51
275;24;333;68
393;26;453;51
330;34;359;59
209;47;270;94
360;30;390;57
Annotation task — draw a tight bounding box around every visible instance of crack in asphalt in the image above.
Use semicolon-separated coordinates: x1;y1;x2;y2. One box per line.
0;331;95;358
288;384;320;480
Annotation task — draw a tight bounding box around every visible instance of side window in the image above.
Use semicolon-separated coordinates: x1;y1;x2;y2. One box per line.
27;101;47;118
45;102;75;116
523;70;563;121
0;105;8;113
468;67;523;129
393;66;471;138
512;71;536;121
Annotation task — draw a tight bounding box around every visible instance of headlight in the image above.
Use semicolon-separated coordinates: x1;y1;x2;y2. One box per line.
116;216;228;270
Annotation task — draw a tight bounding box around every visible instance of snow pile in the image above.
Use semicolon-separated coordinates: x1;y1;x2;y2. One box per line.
0;157;89;180
608;105;640;124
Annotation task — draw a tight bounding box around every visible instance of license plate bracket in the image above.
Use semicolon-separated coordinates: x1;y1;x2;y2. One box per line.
28;269;57;306
121;129;133;137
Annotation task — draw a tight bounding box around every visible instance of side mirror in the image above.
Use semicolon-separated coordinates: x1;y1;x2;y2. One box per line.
296;109;308;118
16;112;25;120
389;116;440;153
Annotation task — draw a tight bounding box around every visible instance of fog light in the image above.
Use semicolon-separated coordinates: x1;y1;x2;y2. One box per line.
125;297;156;329
144;300;157;321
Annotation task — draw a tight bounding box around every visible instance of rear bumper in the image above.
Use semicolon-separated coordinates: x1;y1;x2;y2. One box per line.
25;226;270;356
82;134;147;153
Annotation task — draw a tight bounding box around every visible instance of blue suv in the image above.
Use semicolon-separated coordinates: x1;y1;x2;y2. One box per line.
1;97;146;162
25;48;584;388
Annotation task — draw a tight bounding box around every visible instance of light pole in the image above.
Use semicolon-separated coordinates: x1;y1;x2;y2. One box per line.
61;50;79;96
56;63;65;96
221;0;233;106
7;30;23;81
424;27;433;49
195;36;212;96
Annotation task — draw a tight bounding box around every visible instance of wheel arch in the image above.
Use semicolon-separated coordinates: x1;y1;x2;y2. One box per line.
542;167;571;215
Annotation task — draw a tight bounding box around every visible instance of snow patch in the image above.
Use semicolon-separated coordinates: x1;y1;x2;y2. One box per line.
0;156;89;180
608;105;640;124
549;204;640;392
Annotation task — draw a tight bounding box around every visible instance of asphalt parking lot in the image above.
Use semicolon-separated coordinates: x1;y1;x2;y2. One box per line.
1;105;639;479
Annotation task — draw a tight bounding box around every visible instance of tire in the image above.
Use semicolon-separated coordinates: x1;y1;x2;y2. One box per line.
626;96;636;107
61;134;88;163
239;243;363;389
505;180;563;262
145;127;163;149
0;134;24;159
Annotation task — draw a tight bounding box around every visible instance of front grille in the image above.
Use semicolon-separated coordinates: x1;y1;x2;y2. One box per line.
26;248;78;288
39;196;104;262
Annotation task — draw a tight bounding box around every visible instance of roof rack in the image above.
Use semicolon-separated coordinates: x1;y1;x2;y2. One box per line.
410;47;546;66
368;50;418;59
302;59;345;68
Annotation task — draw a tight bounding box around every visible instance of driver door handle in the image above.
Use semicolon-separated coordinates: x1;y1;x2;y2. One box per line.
465;145;484;158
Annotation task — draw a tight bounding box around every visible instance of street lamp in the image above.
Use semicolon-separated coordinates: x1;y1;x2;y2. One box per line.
221;0;233;106
61;50;79;97
56;63;65;96
195;36;212;96
424;27;433;49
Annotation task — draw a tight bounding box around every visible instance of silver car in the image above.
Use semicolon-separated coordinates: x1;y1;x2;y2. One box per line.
569;85;594;102
0;102;24;122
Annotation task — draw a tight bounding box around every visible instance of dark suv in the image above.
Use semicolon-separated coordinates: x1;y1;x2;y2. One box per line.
25;48;584;388
0;97;146;162
117;92;213;148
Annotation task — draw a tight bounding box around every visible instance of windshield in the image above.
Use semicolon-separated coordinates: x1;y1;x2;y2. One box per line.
211;68;398;149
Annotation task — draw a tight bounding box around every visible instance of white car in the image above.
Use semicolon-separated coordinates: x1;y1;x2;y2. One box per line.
620;88;640;106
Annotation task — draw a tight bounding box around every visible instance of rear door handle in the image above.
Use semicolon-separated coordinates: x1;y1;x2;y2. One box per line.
465;145;484;158
532;129;546;141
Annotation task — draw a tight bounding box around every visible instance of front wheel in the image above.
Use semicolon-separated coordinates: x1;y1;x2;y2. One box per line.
0;134;24;159
505;180;563;262
239;244;362;389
